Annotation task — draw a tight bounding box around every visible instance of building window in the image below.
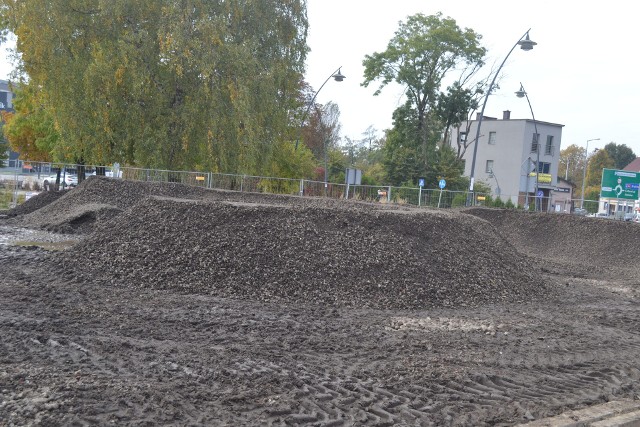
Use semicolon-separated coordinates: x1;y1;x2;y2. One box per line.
485;160;494;173
530;133;540;153
488;131;496;145
535;162;550;174
545;135;554;155
459;132;467;142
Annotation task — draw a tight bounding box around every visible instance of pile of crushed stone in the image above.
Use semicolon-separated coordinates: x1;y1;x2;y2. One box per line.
5;177;555;309
465;207;640;271
0;190;66;218
4;176;410;233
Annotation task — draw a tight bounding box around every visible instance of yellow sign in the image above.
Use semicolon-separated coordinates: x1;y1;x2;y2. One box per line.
477;196;486;201
196;176;205;181
529;172;552;184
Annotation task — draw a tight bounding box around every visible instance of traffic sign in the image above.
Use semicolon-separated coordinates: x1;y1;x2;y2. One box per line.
536;190;543;199
419;178;425;188
439;179;446;189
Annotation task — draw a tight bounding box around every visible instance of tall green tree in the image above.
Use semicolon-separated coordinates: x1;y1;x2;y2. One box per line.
382;104;422;185
586;149;614;188
0;0;309;176
362;12;485;174
2;83;57;162
559;144;586;184
603;142;636;170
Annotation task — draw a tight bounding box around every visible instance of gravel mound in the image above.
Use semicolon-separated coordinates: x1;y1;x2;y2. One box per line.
4;176;406;232
465;208;640;270
1;190;66;217
58;195;551;310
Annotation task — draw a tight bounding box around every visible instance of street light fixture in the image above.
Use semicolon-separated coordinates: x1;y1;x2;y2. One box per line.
295;67;346;150
581;138;600;209
468;30;536;205
515;83;540;211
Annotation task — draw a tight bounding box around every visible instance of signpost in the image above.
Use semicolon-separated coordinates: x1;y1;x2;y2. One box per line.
418;178;425;206
438;179;446;208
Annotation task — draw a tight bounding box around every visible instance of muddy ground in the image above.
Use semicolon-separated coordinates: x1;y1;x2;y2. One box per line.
2;177;640;426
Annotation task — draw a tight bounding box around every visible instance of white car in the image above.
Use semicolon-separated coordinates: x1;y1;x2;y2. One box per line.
41;173;78;190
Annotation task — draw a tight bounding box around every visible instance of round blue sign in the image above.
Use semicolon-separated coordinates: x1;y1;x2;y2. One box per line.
537;190;543;198
439;179;446;189
419;178;425;188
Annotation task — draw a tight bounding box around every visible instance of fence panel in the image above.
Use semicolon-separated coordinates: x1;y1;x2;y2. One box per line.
1;159;616;216
120;167;207;187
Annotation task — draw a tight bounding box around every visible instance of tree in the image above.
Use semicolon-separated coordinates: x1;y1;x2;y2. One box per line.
362;125;378;152
362;12;485;173
603;142;636;170
0;121;7;168
1;83;57;162
585;149;614;189
382;104;423;185
1;0;310;176
559;144;586;184
424;145;466;191
435;81;481;152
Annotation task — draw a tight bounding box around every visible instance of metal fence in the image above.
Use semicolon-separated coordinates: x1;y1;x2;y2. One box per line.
1;159;605;215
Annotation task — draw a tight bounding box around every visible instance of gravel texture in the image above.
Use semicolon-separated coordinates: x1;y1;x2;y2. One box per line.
5;177;550;309
3;176;640;426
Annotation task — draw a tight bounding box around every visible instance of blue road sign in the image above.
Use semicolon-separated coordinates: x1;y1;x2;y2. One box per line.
419;178;425;187
537;190;543;199
439;179;446;189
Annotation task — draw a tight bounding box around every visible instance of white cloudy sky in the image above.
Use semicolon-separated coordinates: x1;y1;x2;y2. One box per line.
305;0;640;157
1;1;638;157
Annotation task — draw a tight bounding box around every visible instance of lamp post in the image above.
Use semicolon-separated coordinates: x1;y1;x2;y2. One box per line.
488;168;501;196
295;67;345;150
468;30;536;205
521;157;534;209
515;83;540;211
581;138;600;209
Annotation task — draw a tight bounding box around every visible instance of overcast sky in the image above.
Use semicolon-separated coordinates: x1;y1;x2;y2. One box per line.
305;0;640;158
1;2;638;158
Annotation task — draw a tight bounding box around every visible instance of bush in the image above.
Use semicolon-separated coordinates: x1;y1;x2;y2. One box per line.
451;193;467;208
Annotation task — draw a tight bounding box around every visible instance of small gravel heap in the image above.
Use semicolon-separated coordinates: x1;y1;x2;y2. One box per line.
4;176;408;233
465;207;640;270
1;190;66;217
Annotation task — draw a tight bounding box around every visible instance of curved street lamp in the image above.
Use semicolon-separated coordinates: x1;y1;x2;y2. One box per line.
295;67;346;150
581;138;600;209
515;83;540;211
468;30;536;205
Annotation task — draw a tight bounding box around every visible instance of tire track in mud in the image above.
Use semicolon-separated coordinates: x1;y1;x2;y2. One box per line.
246;357;640;426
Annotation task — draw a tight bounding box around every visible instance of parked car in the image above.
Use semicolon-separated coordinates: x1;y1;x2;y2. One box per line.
41;172;78;190
573;208;588;216
624;212;635;221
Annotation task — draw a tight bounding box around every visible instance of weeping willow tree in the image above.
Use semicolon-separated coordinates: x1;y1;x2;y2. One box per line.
0;0;311;176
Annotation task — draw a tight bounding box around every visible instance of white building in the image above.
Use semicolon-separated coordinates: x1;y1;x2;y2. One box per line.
451;111;564;210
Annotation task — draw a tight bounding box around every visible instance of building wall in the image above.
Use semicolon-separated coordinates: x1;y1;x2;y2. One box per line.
0;79;13;110
452;114;564;207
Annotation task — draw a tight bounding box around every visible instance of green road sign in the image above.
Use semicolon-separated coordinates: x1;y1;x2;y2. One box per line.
600;168;640;200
